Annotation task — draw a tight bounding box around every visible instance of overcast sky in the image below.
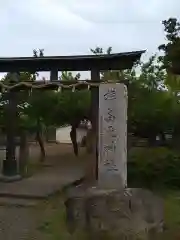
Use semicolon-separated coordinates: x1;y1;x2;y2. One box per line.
0;0;180;78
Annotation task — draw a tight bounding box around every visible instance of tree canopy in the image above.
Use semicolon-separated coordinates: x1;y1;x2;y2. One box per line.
1;17;180;153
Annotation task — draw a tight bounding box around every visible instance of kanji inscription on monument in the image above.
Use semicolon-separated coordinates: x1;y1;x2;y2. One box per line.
98;83;127;189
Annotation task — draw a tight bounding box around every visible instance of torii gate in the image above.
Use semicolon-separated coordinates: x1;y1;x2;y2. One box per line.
0;51;145;181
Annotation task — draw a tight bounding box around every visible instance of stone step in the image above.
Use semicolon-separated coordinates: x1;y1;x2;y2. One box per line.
0;177;84;200
0;197;40;207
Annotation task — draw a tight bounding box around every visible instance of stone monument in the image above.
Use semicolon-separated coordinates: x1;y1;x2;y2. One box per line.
98;83;127;189
65;83;164;239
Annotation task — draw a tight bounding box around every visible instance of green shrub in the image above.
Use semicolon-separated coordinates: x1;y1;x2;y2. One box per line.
128;147;180;189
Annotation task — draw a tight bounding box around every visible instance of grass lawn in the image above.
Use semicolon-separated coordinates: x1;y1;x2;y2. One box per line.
162;190;180;239
36;193;81;240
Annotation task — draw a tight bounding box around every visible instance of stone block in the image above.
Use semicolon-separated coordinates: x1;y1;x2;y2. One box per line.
65;186;164;239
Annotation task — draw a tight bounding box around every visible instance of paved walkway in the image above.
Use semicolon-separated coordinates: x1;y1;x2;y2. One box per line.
0;159;85;239
0;165;84;199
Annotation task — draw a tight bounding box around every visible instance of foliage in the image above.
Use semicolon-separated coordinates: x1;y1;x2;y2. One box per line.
128;147;180;188
158;18;180;96
56;70;91;125
159;18;180;70
52;90;91;126
91;44;179;142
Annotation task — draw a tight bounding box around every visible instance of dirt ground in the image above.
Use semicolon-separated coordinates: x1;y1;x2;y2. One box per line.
0;142;88;170
29;143;80;163
0;142;97;186
0;143;87;240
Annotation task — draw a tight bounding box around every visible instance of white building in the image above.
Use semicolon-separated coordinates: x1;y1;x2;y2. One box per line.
56;125;87;144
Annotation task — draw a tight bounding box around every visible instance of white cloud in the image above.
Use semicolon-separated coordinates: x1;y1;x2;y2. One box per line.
16;0;92;31
60;0;180;23
0;0;179;60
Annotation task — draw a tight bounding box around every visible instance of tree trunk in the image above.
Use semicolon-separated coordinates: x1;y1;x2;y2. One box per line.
36;118;46;162
159;131;166;146
19;129;29;175
86;128;94;154
172;130;180;149
148;131;157;147
70;125;78;156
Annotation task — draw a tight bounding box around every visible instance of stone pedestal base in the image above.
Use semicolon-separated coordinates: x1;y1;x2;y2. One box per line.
0;174;22;182
65;186;164;239
2;160;18;176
